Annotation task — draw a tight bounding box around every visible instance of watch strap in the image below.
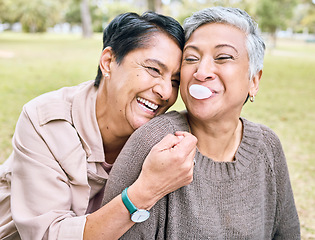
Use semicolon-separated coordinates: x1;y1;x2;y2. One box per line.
121;187;137;214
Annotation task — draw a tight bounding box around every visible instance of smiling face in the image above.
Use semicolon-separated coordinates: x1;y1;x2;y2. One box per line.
180;23;260;122
97;32;182;137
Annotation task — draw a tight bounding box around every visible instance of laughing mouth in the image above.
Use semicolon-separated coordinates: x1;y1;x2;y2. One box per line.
137;97;159;112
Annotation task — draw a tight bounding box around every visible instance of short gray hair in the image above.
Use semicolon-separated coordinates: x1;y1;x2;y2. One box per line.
183;7;265;80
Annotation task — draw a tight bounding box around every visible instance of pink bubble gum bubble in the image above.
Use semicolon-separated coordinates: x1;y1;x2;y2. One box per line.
189;84;212;99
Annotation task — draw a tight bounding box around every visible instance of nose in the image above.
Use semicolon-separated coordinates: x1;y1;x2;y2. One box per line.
193;59;216;81
153;78;173;101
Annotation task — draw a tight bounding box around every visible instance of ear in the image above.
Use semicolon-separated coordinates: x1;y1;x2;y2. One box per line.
249;70;262;97
99;46;114;75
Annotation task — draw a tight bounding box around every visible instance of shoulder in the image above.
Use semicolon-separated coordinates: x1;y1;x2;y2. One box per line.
125;111;189;150
26;80;93;106
136;111;189;137
23;81;95;126
14;81;95;160
146;110;188;130
241;118;285;168
242;118;282;149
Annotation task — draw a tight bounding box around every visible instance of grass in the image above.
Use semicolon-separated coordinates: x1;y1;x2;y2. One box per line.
0;32;102;160
0;32;314;239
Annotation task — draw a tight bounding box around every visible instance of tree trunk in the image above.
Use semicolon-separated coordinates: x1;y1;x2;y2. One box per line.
80;0;92;38
155;0;162;13
147;0;162;13
147;0;155;11
270;31;277;49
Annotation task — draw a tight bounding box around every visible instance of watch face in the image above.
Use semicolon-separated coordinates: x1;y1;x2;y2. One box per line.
131;209;150;223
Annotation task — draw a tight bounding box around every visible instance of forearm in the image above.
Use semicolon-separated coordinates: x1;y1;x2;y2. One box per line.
84;183;158;240
84;195;133;240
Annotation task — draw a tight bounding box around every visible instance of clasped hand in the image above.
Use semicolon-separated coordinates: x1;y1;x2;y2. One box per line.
131;131;197;210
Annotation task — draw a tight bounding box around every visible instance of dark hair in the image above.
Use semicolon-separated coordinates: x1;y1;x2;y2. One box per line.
94;11;185;87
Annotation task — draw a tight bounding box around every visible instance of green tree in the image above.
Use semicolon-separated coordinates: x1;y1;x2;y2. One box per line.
19;0;59;32
0;0;14;23
64;0;141;34
0;0;67;32
300;1;315;33
66;0;93;38
256;0;297;47
64;1;81;26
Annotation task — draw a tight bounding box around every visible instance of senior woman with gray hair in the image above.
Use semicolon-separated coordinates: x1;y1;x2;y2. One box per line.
102;6;300;239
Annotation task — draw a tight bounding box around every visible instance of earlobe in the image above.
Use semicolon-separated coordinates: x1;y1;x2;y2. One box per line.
249;70;262;97
99;46;114;76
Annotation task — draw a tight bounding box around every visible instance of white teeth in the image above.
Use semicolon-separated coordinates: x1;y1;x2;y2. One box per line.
137;97;159;111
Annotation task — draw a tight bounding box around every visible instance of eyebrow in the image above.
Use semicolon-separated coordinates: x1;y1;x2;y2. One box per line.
144;59;168;71
183;45;198;52
215;44;239;54
144;59;180;77
184;44;239;54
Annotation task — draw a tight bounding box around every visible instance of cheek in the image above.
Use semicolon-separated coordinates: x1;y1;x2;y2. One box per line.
179;66;190;84
180;64;193;77
169;88;179;105
179;75;190;100
179;85;189;105
226;79;250;104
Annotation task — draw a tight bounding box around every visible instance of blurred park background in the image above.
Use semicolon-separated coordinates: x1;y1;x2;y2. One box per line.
0;0;314;239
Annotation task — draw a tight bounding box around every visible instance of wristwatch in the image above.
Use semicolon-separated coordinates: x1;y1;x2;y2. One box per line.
121;187;150;223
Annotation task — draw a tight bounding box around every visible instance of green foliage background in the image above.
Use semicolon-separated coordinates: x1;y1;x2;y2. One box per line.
0;32;314;239
1;0;314;34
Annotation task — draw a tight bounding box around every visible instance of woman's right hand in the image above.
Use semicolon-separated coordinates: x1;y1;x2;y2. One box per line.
128;131;197;210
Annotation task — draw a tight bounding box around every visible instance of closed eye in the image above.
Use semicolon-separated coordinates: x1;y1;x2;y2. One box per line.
184;57;198;63
145;66;161;77
216;56;233;60
215;55;234;63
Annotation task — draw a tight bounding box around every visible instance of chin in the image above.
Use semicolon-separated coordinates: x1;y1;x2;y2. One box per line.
131;118;151;131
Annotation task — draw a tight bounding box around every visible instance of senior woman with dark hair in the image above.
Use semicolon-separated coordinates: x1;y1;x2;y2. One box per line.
0;12;197;239
102;7;300;239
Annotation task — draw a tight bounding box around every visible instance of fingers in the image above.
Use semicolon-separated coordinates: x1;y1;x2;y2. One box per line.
173;131;197;152
174;131;190;137
176;132;197;169
137;131;197;203
153;131;197;150
153;133;186;151
152;132;197;168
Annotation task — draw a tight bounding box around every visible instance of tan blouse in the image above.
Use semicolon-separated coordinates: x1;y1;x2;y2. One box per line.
0;81;108;240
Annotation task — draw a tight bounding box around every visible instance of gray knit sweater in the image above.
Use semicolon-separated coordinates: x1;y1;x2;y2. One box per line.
103;111;300;239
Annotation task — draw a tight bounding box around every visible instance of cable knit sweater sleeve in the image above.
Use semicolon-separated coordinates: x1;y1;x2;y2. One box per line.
101;111;188;238
264;125;301;239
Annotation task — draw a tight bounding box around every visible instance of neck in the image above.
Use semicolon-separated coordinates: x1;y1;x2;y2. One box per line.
96;79;131;164
97;110;130;164
187;115;243;162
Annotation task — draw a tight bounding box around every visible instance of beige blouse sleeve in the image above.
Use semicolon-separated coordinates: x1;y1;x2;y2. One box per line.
10;100;90;240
